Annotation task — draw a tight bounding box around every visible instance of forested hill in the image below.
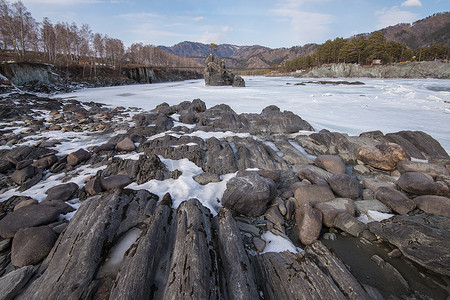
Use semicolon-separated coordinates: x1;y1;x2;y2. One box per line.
159;12;449;70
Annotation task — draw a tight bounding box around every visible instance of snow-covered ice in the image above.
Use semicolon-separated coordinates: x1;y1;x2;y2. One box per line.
55;76;450;153
357;210;395;224
261;231;301;254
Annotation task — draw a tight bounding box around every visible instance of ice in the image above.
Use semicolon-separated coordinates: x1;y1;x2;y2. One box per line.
288;140;316;160
55;77;450;153
261;231;301;254
263;141;284;157
102;227;141;271
357;210;394;224
126;156;236;215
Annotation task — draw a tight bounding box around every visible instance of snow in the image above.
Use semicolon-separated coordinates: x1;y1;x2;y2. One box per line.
55;77;450;153
102;227;141;270
357;210;395;224
126;156;236;215
261;231;301;254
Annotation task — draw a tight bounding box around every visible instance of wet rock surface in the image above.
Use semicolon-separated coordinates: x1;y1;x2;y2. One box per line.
0;93;448;299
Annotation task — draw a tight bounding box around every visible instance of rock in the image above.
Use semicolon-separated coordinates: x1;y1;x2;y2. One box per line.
294;183;335;206
413;195;450;218
100;175;132;191
10;165;36;185
314;155;346;175
13;199;38;211
204;54;245;87
0;160;13;173
0;266;34;300
296;201;322;245
370;255;409;291
388;248;402;259
222;173;276;217
40;200;75;215
215;208;260;299
362;177;395;193
11;226;57;267
389;130;449;159
315;198;355;227
397;172;448;196
33;154;58;169
369;214;450;276
354;200;392;215
193;172;221;185
0;204;61;238
45;182;79;201
264;205;284;226
397;161;449;178
251;241;370;300
253;237;266;252
327;174;361;199
294;163;333;181
85;177;103;195
67;148;91;166
357;143;410;171
92;143;115;153
116;137;136;152
15;159;33;170
375;187;416;215
332;212;367;237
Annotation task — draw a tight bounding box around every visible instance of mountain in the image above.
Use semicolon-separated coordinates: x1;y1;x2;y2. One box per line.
158;12;448;69
158;42;317;69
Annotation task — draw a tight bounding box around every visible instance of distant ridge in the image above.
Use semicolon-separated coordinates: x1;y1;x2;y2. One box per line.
158;12;449;69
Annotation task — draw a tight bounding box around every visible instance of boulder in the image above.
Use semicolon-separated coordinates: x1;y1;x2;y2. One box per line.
327;174;361;199
204;54;245;87
397;172;448;196
0;266;34;300
315;198;355;227
354;200;392;215
314;155;346;175
10;165;36;185
332;212;367;237
397;161;449;178
16;159;33;170
33;154;58;169
45;182;79;201
100;175;132;191
357;143;410;171
296;201;322;245
264;205;285;226
11;226;57;267
294;183;335;206
369;214;450;276
413;195;450;218
40;200;75;215
0;204;61;238
362;177;395;193
193;172;221;185
116;137;136;152
222;173;276;217
375;187;416;215
67;148;91;166
14;199;38;211
85;177;103;195
92;143;115;153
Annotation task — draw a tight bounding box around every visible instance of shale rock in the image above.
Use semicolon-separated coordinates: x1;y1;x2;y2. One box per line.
222;173;276;217
11;226;57;267
0;266;34;300
204;54;245;87
375;187;416;214
397;172;448;196
369;214;450;276
397;161;449;178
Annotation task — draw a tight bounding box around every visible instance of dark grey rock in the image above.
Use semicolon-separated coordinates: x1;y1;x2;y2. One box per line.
354;200;392;215
332;212;367;237
45;182;79;201
67;148;91;166
314;155;346;175
0;265;34;300
222;173;276;217
204;54;245;87
15;159;33;170
32;154;57;169
40;200;75;215
100;175;132;191
193;172;221;185
375;187;416;214
11;226;57;267
215;208;259;299
85;177;103;195
397;171;448;196
10;165;36;185
116;137;136;152
264;205;285;226
413;195;450;218
293;183;335;206
315;198;355;227
327;174;361;199
397;161;449;178
92;143;115;153
0;204;61;238
369;214;450;276
390;131;449;159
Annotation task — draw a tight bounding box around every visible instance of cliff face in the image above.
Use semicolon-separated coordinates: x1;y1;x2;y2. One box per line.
298;61;450;79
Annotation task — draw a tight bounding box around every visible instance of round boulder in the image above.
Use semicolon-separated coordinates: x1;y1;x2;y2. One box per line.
67;148;91;166
222;173;276;217
45;182;79;201
397;172;449;196
357;143;410;171
375;187;416;215
315;198;355;227
100;175;132;191
314;155;346;175
413;195;450;218
295;201;322;245
116;137;136;152
327;174;361;199
11;226;57;267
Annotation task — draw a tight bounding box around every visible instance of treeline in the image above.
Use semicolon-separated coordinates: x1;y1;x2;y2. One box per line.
283;31;449;72
0;0;201;71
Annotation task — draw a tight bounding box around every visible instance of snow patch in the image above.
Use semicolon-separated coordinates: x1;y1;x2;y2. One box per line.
261;232;301;254
357;210;394;224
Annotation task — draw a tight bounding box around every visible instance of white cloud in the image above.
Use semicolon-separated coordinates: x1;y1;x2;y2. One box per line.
221;26;233;33
22;0;103;4
375;6;418;28
119;12;162;19
401;0;422;7
196;31;223;44
193;16;205;22
272;0;334;45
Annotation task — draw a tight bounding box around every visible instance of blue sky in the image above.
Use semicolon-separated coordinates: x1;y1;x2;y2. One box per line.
21;0;449;48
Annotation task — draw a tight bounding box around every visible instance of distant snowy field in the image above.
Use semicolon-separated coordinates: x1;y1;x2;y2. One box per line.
56;77;450;153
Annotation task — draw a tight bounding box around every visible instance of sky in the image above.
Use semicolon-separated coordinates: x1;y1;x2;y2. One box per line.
20;0;449;48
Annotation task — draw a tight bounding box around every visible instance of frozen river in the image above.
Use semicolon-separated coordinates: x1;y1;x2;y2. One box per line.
56;76;450;153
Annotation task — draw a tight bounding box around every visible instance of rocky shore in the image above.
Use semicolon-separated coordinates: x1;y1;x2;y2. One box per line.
0;91;449;299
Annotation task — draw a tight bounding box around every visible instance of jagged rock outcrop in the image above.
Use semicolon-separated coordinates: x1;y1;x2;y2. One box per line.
204;54;245;87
